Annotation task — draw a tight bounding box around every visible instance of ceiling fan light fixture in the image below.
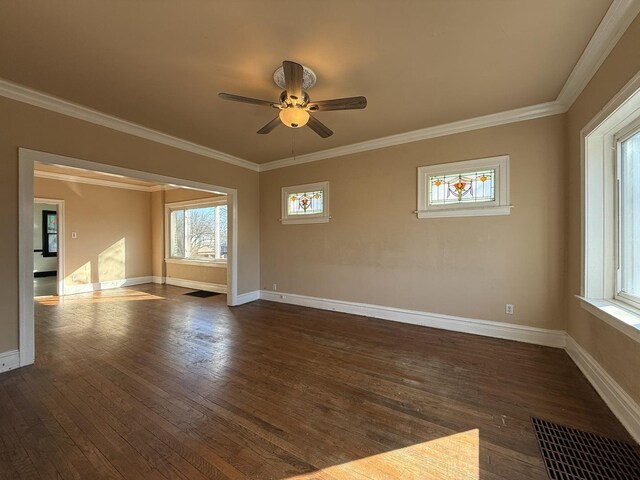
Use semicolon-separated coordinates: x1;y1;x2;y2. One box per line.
219;60;365;138
279;106;309;128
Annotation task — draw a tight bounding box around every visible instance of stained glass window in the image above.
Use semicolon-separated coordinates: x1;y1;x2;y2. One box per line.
416;156;510;218
288;190;324;216
428;169;495;205
281;181;330;224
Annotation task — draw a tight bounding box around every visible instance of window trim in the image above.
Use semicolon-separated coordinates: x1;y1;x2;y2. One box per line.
164;258;227;268
580;72;640;343
164;197;228;265
416;155;511;219
281;181;330;225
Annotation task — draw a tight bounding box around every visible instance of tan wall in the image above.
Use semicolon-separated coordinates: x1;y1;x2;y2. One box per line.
0;96;260;353
566;15;640;402
165;263;227;285
260;115;566;329
34;178;152;286
162;188;228;286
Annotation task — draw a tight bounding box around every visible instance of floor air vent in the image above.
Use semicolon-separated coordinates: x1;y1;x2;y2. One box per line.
184;290;221;298
531;417;640;479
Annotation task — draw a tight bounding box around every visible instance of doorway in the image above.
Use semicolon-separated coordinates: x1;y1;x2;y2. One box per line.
33;198;65;297
19;148;239;368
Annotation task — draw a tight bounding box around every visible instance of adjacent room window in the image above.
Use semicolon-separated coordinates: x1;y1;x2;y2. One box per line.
42;210;58;257
281;181;330;224
165;199;227;263
617;123;640;308
417;155;511;218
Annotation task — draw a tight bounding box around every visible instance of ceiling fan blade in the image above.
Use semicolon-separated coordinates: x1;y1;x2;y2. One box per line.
307;96;367;111
218;92;277;108
307;115;333;138
283;61;303;101
257;116;281;135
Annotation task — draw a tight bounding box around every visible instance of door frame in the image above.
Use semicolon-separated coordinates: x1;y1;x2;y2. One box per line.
33;197;65;296
19;148;239;368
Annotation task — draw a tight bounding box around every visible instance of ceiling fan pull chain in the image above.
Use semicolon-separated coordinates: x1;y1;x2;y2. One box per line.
291;130;296;162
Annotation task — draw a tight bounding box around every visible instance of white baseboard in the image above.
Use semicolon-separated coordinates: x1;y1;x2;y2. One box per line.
258;290;640;443
64;276;154;295
165;277;227;294
234;290;261;305
565;336;640;444
152;276;165;284
259;290;566;348
0;349;20;373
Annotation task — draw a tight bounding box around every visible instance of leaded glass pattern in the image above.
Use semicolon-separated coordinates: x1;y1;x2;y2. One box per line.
288;190;324;215
428;169;495;205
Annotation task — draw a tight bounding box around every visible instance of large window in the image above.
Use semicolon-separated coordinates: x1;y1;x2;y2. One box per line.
166;199;227;264
617;123;640;307
582;80;640;342
417;155;511;218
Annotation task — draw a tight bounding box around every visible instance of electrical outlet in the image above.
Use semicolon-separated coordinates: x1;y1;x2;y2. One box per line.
505;304;514;315
71;232;78;239
272;283;277;291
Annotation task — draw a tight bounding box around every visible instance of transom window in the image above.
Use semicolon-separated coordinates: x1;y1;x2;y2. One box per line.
281;181;330;224
417;155;510;218
165;198;227;263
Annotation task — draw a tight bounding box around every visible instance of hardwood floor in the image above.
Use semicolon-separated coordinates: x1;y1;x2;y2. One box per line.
33;276;57;297
0;284;632;479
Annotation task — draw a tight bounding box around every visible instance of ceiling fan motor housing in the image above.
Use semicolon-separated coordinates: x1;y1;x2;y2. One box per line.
279;90;309;107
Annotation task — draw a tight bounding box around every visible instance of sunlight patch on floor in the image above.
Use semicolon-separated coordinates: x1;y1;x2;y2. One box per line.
284;429;479;480
35;289;164;305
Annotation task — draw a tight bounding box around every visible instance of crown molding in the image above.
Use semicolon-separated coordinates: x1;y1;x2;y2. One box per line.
259;101;565;171
557;0;640;109
34;169;175;192
2;0;638;173
261;0;640;171
0;79;260;172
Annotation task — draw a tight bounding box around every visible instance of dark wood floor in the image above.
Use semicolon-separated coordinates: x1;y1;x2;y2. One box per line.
0;284;632;479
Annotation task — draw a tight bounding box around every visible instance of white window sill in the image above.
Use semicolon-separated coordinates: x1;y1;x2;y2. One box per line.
577;296;640;343
165;258;227;268
417;205;512;219
281;217;330;225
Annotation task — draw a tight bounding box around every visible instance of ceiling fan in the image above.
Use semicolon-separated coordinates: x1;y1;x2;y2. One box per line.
218;60;367;138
